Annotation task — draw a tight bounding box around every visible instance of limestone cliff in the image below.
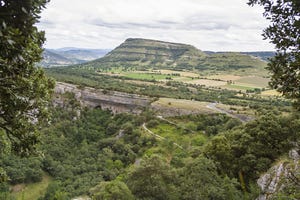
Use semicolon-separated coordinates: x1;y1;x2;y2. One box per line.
54;82;151;114
257;149;300;200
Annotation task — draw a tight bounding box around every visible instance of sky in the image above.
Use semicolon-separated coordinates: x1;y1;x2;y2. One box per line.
37;0;275;51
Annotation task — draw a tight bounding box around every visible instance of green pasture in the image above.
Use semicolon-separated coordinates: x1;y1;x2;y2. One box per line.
123;72;174;81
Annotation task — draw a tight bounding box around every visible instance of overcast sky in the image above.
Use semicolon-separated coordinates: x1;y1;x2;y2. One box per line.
37;0;275;51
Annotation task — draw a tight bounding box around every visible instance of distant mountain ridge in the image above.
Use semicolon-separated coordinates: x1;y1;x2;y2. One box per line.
205;51;275;61
80;38;268;73
51;48;111;61
40;49;76;67
40;48;111;67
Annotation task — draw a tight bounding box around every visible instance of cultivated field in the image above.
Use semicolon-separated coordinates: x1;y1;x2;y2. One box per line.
207;75;242;81
185;79;227;87
153;69;200;77
236;76;269;88
261;89;281;96
98;68;271;92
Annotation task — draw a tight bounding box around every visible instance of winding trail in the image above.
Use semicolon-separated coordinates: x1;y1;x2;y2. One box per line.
156;115;195;133
206;102;251;123
142;123;183;149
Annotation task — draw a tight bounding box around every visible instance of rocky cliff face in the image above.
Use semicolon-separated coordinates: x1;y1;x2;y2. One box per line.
256;149;300;200
54;82;151;114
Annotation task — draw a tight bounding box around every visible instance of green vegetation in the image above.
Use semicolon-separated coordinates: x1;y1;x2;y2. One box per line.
46;67;291;113
39;37;298;199
235;76;269;88
224;84;258;91
198;52;267;75
147;114;241;148
90;180;134;200
13;175;52;200
0;0;298;199
204;113;300;183
38;108;154;197
248;0;300;108
0;92;298;199
0;0;55;156
123;72;174;81
81;38;268;75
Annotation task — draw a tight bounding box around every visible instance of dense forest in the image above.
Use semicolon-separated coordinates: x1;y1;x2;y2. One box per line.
1;95;300;199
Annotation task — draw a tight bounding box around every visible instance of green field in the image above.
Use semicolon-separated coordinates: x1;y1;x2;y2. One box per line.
223;84;258;90
101;68;269;92
148;122;207;148
123;72;174;80
152;98;214;113
236;76;269;88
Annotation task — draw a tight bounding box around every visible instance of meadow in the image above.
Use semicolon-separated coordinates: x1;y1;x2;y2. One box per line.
97;68;272;93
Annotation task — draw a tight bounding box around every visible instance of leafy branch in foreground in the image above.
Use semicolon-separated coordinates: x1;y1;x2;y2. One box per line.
248;0;300;108
0;0;54;156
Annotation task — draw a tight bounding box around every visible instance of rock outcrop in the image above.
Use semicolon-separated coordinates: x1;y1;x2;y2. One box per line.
54;82;151;114
256;149;300;200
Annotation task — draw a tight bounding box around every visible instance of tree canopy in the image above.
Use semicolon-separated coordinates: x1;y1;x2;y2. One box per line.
248;0;300;108
0;0;54;155
90;180;134;200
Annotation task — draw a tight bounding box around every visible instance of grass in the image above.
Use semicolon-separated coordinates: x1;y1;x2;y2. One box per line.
207;75;242;81
184;79;227;87
153;69;200;78
99;69;199;83
261;89;281;96
152;98;214;113
123;72;174;80
12;174;52;200
223;84;257;90
149;122;207;148
172;77;194;82
236;76;269;88
97;68;270;91
215;103;255;116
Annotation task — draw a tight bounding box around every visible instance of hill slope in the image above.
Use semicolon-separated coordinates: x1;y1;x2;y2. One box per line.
80;38;268;74
92;38;206;70
40;48;111;67
52;48;110;62
40;49;75;67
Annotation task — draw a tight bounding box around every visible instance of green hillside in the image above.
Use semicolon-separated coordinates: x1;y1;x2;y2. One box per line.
78;38;268;74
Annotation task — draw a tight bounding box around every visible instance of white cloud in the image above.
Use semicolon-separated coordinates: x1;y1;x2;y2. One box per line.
38;0;275;51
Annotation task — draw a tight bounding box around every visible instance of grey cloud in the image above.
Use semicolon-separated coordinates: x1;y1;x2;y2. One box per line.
88;17;231;31
38;0;275;51
90;19;167;29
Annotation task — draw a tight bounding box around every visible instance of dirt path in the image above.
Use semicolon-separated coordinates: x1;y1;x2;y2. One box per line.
156;115;195;133
206;102;250;123
142;123;183;149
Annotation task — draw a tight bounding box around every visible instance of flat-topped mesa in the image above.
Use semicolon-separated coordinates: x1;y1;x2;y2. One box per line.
79;38;268;73
121;38;200;50
90;38;207;70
